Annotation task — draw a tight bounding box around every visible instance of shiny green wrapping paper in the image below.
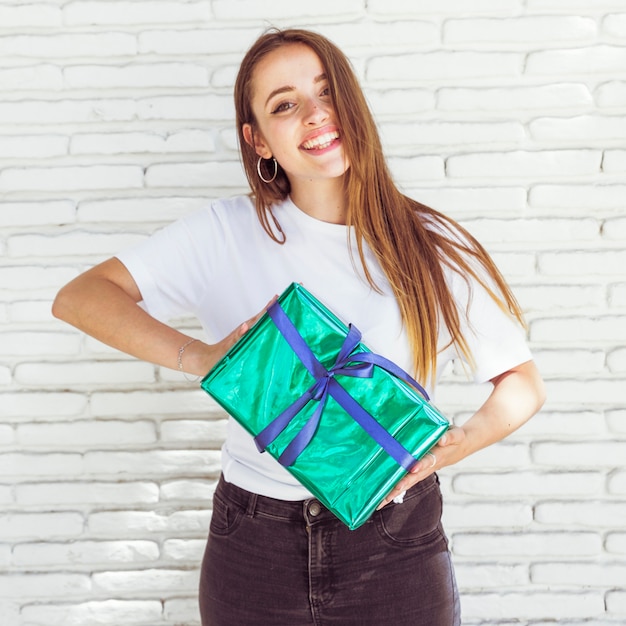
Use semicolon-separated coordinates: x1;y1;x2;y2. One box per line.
201;282;449;530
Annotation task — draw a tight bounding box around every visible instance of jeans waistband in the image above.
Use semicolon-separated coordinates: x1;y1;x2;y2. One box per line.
214;473;437;525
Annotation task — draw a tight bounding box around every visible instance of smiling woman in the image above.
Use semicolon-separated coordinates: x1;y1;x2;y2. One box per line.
52;27;545;626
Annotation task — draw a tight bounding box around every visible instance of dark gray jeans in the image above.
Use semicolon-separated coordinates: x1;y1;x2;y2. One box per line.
199;473;460;625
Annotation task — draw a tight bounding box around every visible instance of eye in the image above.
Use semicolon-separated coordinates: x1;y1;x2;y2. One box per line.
271;101;294;114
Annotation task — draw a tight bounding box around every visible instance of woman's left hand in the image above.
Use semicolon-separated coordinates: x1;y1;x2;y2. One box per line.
376;426;466;509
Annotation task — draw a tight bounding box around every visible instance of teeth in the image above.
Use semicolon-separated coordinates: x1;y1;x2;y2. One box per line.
302;131;339;150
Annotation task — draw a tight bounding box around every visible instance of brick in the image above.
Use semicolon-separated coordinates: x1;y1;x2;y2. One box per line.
160;479;215;501
604;150;626;172
442;501;532;529
444;16;596;45
15;361;156;387
407;187;526;214
137;94;233;121
514;285;603;313
532;562;626;586
530;115;626;142
609;470;626;494
453;471;603;496
213;0;362;19
0;165;143;192
78;196;207;223
0;390;86;418
0;453;83;477
532;349;606;376
368;51;522;83
1;201;76;227
16;481;159;505
535;500;626;527
88;509;209;535
0;573;91;599
16;420;157;448
603;13;626;38
453;531;600;557
382;120;524;148
454;562;528;589
71;130;215;156
322;20;440;51
0;33;136;58
162;538;205;561
532;316;626;343
139;27;255;55
64;1;210;25
91;389;209;416
527;45;626;76
0;65;63;91
0;98;135;125
14;540;159;566
610;283;626;307
604;216;626;240
533;441;626;468
0;134;68;158
0;512;83;540
387;156;445;182
164;598;200;623
607;348;626;373
9;300;56;323
514;411;606;438
20;600;163;626
0;265;77;290
145;160;247;188
607;590;626;613
605;534;626;556
464;217;599;244
539;250;626;277
0;425;14;445
0;486;13;505
447;150;601;179
0;4;62;27
367;0;521;14
160;419;227;443
65;63;208;89
8;231;146;258
0;366;11;386
530;184;626;210
596;81;626;107
607;409;626;433
487;251;536;277
540;378;625;405
93;567;199;593
437;83;592;112
453;442;529;469
84;450;221;476
462;591;604;620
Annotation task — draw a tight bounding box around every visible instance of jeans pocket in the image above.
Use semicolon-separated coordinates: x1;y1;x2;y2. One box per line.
209;491;244;536
374;476;444;546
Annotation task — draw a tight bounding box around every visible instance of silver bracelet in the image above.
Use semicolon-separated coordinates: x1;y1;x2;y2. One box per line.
178;338;200;382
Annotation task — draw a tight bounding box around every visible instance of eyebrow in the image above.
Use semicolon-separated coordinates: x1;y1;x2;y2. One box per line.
264;73;328;107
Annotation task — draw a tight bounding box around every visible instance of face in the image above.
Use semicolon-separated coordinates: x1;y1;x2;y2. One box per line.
243;44;349;190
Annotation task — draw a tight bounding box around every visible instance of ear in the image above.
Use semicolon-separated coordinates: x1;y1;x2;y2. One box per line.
242;123;272;159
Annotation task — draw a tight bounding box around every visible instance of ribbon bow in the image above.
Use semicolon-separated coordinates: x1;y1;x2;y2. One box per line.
254;301;429;469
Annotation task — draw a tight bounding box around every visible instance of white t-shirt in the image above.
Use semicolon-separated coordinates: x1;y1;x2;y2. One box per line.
116;194;532;500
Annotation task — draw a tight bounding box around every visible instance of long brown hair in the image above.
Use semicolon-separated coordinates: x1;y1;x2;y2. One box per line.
234;28;525;383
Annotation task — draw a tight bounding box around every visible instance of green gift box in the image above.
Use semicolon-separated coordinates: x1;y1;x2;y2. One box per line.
201;283;449;530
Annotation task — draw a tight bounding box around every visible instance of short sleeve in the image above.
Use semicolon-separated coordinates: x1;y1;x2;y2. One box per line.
447;268;533;384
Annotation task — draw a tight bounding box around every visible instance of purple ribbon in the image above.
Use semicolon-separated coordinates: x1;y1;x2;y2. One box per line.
253;301;430;469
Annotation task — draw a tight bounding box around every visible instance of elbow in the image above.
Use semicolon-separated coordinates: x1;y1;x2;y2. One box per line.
51;284;75;324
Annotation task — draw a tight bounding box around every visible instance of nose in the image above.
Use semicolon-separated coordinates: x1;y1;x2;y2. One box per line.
303;98;329;125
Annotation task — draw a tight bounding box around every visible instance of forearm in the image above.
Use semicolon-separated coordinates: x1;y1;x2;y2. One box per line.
458;360;546;459
52;260;213;375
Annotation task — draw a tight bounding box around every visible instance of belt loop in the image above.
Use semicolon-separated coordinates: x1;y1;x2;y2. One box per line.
246;492;258;518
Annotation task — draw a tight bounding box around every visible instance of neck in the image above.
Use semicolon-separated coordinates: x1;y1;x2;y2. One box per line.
289;177;347;225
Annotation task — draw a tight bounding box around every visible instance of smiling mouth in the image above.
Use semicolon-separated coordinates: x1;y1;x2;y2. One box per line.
301;131;340;151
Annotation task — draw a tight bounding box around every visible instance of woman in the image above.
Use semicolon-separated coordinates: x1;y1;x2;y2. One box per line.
53;28;545;626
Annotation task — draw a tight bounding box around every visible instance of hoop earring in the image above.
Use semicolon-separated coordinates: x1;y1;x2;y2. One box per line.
257;156;278;184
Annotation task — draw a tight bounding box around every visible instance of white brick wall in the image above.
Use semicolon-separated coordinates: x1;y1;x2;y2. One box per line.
1;1;624;624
